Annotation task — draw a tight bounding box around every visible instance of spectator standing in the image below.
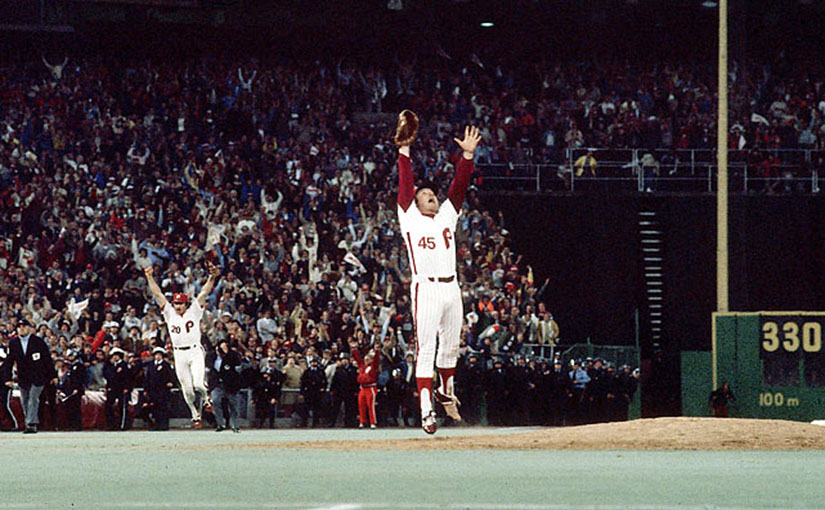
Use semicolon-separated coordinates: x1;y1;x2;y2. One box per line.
574;149;598;177
640;152;660;192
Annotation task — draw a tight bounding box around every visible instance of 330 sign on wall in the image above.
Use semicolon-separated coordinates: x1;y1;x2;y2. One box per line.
761;318;823;353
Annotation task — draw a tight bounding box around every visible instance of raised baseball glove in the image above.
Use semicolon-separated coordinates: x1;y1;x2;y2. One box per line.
394;109;419;147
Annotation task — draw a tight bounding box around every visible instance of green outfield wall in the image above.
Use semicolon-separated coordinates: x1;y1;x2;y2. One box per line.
683;312;825;421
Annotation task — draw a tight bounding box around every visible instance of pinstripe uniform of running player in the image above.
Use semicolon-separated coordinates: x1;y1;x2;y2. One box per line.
144;262;219;429
396;116;481;434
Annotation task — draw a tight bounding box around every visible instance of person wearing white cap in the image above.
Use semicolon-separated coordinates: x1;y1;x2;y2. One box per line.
58;349;86;431
103;347;132;430
143;261;220;429
143;347;175;431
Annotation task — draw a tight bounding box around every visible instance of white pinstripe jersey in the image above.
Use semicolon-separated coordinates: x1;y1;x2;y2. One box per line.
161;299;204;348
398;200;459;278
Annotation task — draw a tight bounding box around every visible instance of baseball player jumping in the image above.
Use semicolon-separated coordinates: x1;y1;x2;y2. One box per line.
144;262;220;429
394;110;481;434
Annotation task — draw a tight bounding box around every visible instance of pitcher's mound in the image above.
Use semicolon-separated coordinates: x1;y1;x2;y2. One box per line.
266;417;825;451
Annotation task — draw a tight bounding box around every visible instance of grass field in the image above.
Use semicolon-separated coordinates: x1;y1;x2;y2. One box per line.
2;427;825;510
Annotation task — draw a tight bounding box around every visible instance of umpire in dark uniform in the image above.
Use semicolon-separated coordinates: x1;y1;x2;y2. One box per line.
104;347;133;431
0;346;19;431
144;347;175;431
207;339;242;432
7;321;56;434
59;349;86;431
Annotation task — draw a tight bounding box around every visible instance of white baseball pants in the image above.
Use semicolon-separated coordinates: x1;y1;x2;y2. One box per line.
411;279;463;378
173;345;208;421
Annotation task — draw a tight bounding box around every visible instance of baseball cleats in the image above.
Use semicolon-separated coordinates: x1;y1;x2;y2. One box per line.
422;411;437;435
434;390;462;422
192;419;203;430
203;398;213;414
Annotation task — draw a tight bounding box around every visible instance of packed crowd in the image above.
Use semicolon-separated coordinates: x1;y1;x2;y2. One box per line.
18;48;789;429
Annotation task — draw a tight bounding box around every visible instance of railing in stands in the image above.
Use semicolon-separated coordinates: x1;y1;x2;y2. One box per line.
477;147;825;194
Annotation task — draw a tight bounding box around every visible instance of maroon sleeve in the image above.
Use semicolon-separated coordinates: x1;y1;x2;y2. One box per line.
447;154;475;210
351;347;364;366
398;154;415;212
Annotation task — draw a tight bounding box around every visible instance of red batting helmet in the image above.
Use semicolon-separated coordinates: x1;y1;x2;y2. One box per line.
172;293;189;304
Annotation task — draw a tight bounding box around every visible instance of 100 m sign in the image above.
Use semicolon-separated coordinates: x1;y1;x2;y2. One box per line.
758;392;800;407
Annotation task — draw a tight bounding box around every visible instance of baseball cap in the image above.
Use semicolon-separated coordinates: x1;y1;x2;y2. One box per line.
172;293;189;304
414;180;438;197
152;347;167;355
109;347;126;357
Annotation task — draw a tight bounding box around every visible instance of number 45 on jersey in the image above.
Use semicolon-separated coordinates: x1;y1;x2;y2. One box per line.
417;229;453;250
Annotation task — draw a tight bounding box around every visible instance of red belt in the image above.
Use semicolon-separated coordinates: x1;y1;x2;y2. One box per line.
426;275;455;283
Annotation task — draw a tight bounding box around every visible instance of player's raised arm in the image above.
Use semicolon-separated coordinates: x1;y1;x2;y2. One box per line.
448;125;481;211
349;340;364;366
143;266;168;309
395;110;419;212
196;261;221;308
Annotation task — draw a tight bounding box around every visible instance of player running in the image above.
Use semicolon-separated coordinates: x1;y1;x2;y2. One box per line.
144;261;220;429
394;110;481;434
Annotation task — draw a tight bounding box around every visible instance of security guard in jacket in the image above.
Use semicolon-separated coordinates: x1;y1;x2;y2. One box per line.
59;349;86;431
104;347;133;430
144;347;175;430
300;356;328;428
253;364;283;429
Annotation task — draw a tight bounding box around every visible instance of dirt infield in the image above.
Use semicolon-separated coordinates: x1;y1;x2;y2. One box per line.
223;418;825;451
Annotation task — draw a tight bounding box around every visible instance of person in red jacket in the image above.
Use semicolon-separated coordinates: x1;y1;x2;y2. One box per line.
350;340;380;429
